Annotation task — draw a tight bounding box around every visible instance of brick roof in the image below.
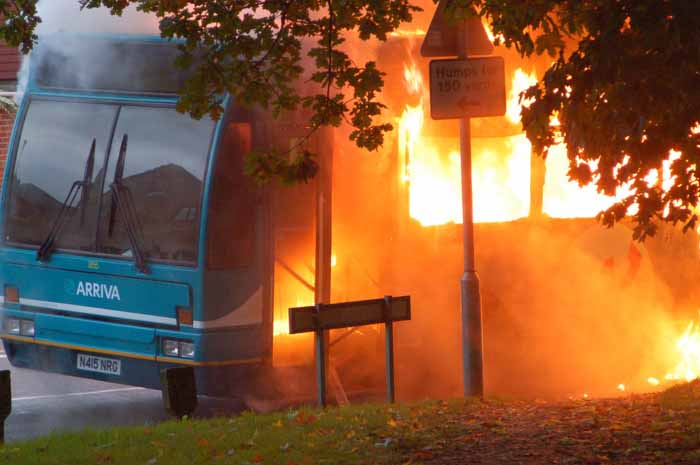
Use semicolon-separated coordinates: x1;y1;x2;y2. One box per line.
0;45;20;81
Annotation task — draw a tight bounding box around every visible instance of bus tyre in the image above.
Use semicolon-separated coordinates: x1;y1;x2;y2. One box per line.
160;367;198;419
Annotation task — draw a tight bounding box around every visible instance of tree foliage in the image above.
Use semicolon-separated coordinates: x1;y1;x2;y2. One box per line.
456;0;700;239
0;0;418;183
2;1;698;237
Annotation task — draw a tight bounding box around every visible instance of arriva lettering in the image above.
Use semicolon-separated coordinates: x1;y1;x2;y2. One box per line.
75;281;121;301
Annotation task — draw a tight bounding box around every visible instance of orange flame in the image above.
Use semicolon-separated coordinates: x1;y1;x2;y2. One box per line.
397;64;532;226
505;68;536;125
664;321;700;382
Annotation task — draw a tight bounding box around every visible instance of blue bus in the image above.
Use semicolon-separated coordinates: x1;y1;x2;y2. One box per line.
0;34;324;396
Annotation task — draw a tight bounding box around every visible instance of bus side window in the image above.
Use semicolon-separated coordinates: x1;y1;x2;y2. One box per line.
207;122;256;269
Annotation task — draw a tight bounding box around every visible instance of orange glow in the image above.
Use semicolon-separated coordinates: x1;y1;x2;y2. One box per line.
664;321;700;382
394;46;683;224
273;295;314;337
542;147;624;218
638;320;700;391
481;17;504;44
273;319;289;337
395;56;637;225
397;63;531;226
389;29;425;38
505;68;536;125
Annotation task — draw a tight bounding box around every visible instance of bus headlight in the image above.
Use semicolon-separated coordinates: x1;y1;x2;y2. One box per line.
162;339;195;359
4;318;20;335
3;318;35;336
180;341;195;359
20;319;35;337
163;339;180;357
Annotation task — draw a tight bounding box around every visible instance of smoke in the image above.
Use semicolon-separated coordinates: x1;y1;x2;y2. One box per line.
16;1;159;100
36;1;158;35
331;145;689;400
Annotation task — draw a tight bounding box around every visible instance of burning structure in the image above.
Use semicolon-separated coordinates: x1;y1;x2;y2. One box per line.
294;27;700;399
270;59;700;397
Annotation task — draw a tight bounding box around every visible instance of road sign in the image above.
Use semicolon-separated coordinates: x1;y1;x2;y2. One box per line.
288;296;410;334
289;296;411;407
421;1;493;57
429;57;506;120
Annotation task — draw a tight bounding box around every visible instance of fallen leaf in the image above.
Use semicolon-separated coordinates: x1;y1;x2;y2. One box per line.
295;412;317;425
374;438;393;448
414;450;434;460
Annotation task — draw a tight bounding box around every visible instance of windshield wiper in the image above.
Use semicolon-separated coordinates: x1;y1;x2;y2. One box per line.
36;139;96;262
108;135;148;274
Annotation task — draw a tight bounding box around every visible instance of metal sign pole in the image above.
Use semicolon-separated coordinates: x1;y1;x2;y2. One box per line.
458;20;484;398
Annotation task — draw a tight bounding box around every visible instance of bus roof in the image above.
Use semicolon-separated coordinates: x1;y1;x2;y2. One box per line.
27;34;193;100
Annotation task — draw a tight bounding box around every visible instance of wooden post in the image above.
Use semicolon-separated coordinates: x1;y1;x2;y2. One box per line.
314;128;333;406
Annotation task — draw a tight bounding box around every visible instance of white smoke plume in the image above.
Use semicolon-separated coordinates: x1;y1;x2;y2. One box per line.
16;1;160;101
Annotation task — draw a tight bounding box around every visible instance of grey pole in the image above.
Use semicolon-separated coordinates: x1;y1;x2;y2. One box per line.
458;20;484;398
383;296;396;403
314;304;327;407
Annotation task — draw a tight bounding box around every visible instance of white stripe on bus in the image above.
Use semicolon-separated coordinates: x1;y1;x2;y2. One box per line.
13;298;177;325
0;295;259;330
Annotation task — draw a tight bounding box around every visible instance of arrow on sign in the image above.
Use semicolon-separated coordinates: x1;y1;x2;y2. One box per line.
457;96;479;110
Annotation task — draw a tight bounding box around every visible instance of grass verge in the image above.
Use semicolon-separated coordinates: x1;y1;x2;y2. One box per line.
4;382;700;465
1;401;447;465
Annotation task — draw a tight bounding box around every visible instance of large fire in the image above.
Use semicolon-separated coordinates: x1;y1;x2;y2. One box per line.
396;58;632;225
397;65;532;225
394;33;700;393
268;26;700;395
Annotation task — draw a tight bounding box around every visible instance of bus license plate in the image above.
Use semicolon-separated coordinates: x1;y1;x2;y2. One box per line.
77;353;121;376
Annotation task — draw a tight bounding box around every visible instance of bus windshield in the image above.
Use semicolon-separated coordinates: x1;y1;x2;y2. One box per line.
4;99;215;265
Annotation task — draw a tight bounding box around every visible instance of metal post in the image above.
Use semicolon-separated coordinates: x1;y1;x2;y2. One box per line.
314;304;327;407
1;370;12;444
458;20;484;398
383;296;396;403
